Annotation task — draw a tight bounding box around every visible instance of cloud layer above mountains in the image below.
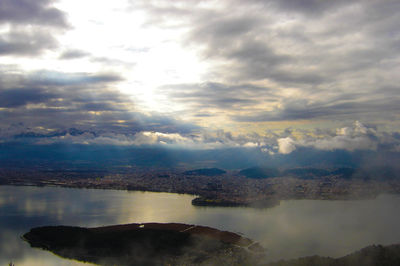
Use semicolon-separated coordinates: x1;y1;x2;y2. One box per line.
1;0;400;156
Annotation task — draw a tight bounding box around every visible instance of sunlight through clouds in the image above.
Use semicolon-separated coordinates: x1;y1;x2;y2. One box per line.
54;0;209;113
1;0;400;149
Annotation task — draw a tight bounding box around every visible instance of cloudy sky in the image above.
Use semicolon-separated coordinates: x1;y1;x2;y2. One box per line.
1;0;400;154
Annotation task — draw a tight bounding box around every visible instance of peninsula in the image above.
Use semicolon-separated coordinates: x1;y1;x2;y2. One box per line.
23;223;265;265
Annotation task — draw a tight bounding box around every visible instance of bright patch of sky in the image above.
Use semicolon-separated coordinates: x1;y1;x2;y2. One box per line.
55;0;210;113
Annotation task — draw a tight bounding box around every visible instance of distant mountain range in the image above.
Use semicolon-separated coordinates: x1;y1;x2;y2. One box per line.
239;167;356;179
238;166;400;180
267;244;400;266
1;143;399;180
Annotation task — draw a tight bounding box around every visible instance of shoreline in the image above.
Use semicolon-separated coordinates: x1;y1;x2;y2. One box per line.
0;181;392;209
2;167;399;208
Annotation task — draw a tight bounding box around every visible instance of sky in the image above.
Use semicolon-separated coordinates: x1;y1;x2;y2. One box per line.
1;0;400;155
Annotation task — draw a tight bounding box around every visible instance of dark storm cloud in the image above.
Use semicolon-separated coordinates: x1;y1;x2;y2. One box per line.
0;69;128;114
135;0;400;124
0;29;58;56
217;40;292;82
0;0;68;57
189;16;261;52
59;49;90;60
233;97;400;122
160;82;276;113
183;1;398;85
266;0;350;16
0;0;67;27
28;71;123;86
0;88;55;108
138;1;304;83
79;102;122;112
186;13;295;83
0;66;199;142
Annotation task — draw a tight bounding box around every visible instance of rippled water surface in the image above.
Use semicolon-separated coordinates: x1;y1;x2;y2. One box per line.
1;185;400;265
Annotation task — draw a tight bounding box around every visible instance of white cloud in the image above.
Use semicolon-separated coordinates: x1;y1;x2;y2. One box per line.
277;137;296;154
305;135;377;152
279;121;379;154
4;120;400;156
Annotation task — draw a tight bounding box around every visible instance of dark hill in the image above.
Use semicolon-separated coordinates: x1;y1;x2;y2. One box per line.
239;167;279;179
239;167;358;180
267;244;400;266
331;167;356;179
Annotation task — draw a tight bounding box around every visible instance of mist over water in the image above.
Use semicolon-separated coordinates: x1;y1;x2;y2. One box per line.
1;185;400;265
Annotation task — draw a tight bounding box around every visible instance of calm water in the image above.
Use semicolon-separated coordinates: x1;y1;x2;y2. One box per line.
1;185;400;265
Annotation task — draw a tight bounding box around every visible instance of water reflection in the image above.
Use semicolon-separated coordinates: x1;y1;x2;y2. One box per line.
1;185;400;265
0;186;197;266
190;196;400;262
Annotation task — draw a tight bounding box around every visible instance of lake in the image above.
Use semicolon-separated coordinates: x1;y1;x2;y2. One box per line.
1;185;400;265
